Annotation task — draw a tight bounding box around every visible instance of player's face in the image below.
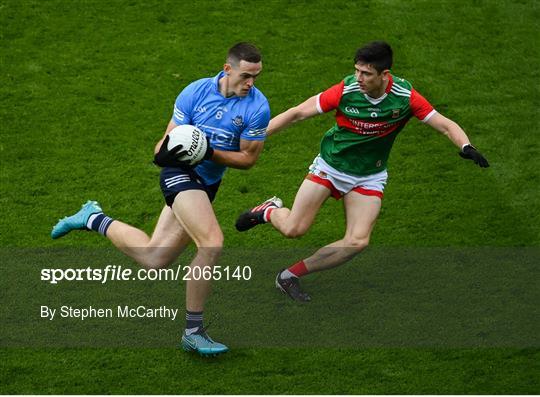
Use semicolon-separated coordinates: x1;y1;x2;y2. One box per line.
224;60;262;97
354;63;388;97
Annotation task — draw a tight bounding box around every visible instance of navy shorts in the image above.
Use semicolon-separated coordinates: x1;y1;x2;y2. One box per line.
160;167;221;207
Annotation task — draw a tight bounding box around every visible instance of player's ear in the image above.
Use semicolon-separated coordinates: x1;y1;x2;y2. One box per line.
223;63;232;75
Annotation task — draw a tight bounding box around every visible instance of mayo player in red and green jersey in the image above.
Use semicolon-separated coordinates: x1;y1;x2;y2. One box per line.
236;41;489;302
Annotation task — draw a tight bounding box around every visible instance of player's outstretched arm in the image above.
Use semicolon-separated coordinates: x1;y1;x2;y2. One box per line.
211;139;264;170
425;113;489;168
267;95;320;136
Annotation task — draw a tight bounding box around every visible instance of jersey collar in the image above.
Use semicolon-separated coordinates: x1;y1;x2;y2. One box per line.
213;71;249;100
385;74;394;94
364;74;394;105
213;71;225;95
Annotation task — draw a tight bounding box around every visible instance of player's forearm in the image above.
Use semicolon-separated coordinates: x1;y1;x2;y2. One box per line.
430;114;471;149
211;150;258;170
267;107;306;136
154;137;166;155
154;120;179;154
267;110;295;136
268;96;319;136
442;120;471;149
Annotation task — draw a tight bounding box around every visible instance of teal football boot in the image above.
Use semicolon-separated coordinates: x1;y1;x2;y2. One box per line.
181;328;229;357
51;200;102;239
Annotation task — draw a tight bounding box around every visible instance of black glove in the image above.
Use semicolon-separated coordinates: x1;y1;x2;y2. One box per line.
203;136;214;161
153;135;191;168
459;144;489;168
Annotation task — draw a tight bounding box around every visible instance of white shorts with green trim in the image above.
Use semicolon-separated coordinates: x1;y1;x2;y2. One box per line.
307;155;387;200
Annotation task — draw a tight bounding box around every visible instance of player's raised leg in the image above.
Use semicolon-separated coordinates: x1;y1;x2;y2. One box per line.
236;178;331;302
269;179;332;238
277;191;381;302
106;205;192;268
170;189;229;356
235;178;331;236
52;202;192;269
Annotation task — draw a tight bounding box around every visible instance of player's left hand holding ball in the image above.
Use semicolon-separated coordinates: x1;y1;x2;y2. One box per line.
459;144;489;168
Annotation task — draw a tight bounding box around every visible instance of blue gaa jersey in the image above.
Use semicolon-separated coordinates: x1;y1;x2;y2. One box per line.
171;71;270;185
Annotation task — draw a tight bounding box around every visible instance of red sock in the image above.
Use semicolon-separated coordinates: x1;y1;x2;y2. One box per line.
263;207;275;223
288;260;309;277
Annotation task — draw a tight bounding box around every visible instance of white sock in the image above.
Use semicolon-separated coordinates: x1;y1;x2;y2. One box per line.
86;213;100;229
280;269;297;280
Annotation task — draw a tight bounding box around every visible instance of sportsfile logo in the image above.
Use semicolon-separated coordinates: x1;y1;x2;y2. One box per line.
40;265;252;284
40;265;180;284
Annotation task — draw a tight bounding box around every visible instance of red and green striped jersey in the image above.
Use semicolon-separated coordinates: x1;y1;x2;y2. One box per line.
316;74;436;176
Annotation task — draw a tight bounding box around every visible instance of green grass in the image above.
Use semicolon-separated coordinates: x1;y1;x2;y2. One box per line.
1;348;538;394
1;0;539;394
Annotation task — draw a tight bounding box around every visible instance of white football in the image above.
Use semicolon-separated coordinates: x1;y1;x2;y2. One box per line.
167;124;208;165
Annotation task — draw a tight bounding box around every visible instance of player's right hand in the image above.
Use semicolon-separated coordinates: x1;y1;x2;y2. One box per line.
202;136;215;161
153;135;192;168
459;144;489;168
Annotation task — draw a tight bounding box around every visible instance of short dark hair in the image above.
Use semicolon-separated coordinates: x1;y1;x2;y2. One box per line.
227;42;262;65
354;41;393;73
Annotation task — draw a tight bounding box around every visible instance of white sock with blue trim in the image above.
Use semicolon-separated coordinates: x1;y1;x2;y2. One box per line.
87;213;114;236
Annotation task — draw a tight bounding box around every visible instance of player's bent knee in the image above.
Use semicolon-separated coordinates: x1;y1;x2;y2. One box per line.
281;223;309;239
344;236;370;252
199;233;224;248
139;249;176;269
193;227;224;248
144;259;172;270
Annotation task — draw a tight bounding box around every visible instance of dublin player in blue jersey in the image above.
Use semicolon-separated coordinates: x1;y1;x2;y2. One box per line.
51;43;271;356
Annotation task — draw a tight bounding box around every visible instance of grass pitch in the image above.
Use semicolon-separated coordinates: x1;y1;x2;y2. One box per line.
1;0;539;394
